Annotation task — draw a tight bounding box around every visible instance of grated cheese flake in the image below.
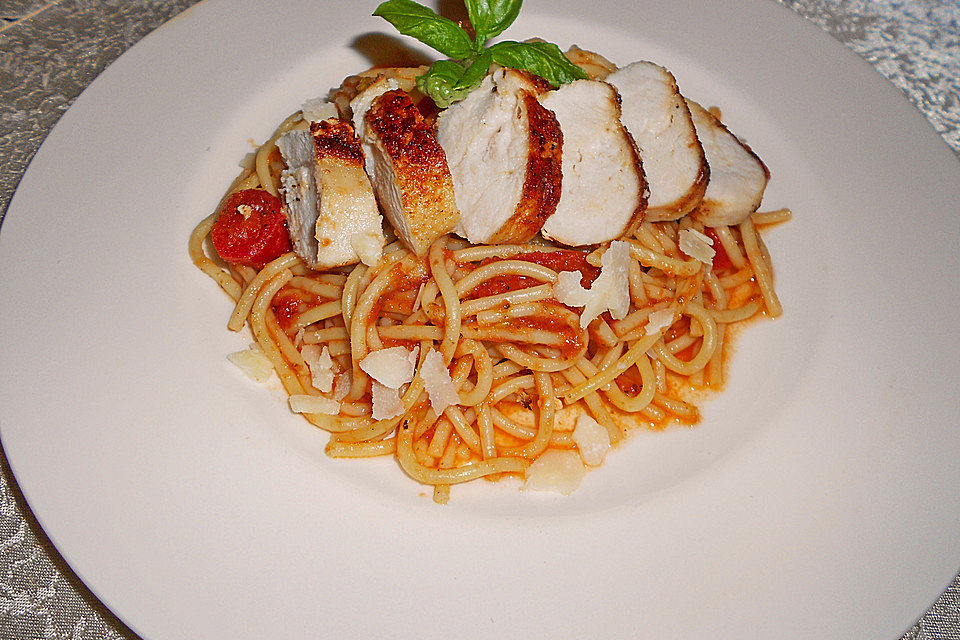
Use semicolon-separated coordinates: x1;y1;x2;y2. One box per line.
678;228;715;265
572;412;611;466
360;346;418;389
645;308;676;336
332;370;351;401
371;381;404;420
420;349;460;415
288;394;340;415
553;240;631;328
523;449;587;495
301;344;335;393
300;97;338;123
227;347;274;383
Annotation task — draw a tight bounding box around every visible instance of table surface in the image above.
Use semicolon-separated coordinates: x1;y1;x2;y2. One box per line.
0;0;958;638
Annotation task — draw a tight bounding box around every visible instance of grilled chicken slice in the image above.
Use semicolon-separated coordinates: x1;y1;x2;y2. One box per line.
539;80;647;246
277;119;384;268
606;61;709;221
349;76;400;143
355;88;459;256
564;45;617;80
436;67;562;245
334;67;427;122
686;100;769;227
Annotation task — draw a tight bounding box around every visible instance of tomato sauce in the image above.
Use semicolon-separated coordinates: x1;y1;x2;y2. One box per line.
270;289;314;332
510;311;583;359
703;227;733;271
468;274;541;299
466;250;601;299
510;250;601;285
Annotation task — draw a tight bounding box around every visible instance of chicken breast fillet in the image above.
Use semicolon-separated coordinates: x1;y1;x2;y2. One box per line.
564;45;617;80
333;66;427;122
436;67;563;245
539;79;647;246
606;61;709;221
357;88;460;256
277;119;384;269
686;100;769;227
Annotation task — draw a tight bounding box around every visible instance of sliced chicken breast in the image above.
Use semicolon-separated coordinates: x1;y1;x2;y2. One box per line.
277;119;384;269
349;76;400;144
564;45;617;80
686;100;769;227
436;67;563;245
539;79;647;246
606;61;709;221
277;130;320;263
357;88;460;256
333;66;428;121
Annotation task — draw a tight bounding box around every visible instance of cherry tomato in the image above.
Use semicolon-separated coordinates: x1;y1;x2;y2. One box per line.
703;227;733;271
210;189;291;268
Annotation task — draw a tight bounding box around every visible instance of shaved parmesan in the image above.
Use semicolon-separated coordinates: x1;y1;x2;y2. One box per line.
332;370;351;401
301;344;335;392
227;347;274;383
371;381;404;420
360;346;418;389
301;97;338;123
573;412;611;466
350;230;385;267
554;240;631;328
288;394;340;415
421;349;459;415
645;308;676;336
524;450;586;495
678;228;715;265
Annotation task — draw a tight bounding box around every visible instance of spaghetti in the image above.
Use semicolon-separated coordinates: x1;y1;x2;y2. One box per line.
189;80;789;504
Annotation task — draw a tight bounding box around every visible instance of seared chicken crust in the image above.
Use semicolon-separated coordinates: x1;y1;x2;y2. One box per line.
363;89;459;256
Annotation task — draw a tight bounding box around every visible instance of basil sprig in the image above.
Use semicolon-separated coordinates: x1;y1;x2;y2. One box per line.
373;0;588;108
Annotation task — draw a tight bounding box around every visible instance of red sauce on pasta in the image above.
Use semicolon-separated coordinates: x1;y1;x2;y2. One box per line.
466;250;601;299
511;250;600;285
271;289;312;331
511;312;583;359
703;228;733;271
468;274;541;298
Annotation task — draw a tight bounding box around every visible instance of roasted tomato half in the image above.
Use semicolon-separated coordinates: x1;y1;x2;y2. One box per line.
210;189;291;268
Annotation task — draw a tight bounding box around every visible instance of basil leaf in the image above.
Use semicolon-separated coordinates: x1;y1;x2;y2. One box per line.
417;52;492;108
457;50;493;90
373;0;474;59
488;40;589;86
417;60;470;108
464;0;522;48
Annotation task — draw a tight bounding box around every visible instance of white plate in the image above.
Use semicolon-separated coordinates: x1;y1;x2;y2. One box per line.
1;0;958;638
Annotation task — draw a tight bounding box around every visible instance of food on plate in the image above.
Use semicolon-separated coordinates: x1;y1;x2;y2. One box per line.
209;189;291;268
352;83;459;256
606;61;709;221
538;78;647;246
436;67;562;244
686;100;770;227
563;45;617;81
277;118;384;269
189;0;790;503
